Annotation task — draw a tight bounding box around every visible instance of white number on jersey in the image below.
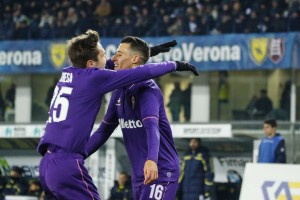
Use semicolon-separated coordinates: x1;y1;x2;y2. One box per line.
47;86;73;123
149;184;164;200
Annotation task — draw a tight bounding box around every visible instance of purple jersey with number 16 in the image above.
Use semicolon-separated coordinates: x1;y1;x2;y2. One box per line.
86;79;180;187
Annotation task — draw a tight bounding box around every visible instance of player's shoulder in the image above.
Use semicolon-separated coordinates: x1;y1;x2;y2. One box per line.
129;79;158;92
111;89;122;99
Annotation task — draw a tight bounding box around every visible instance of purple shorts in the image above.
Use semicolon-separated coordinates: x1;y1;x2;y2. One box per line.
132;181;178;200
39;152;101;200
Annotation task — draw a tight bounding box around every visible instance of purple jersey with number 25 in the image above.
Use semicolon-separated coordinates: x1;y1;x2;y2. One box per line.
37;62;176;156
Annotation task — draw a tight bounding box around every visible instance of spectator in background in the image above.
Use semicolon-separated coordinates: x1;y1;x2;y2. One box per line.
167;82;183;122
45;78;58;108
182;83;192;121
94;0;111;18
246;95;258;118
12;3;30;40
38;10;54;39
216;1;233;33
64;7;78;36
168;17;185;36
280;80;291;117
253;89;273;119
231;1;245;33
288;10;300;31
258;119;286;163
3;166;27;196
0;85;5;121
52;10;66;38
244;10;259;33
217;71;229;120
0;170;6;200
178;138;214;200
27;179;43;198
108;171;133;200
5;83;16;109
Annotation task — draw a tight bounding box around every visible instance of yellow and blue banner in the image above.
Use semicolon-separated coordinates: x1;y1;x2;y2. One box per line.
0;32;299;73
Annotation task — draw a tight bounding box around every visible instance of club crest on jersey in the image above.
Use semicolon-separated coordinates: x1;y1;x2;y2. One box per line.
249;38;268;65
49;43;67;69
131;96;135;109
269;38;284;64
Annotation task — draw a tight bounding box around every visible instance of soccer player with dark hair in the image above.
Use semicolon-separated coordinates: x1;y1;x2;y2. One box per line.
86;36;185;200
258;119;286;163
37;29;199;200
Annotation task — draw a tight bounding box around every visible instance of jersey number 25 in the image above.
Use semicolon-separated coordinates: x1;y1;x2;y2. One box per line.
47;86;73;123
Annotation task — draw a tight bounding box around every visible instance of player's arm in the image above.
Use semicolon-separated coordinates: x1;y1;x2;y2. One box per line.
137;84;161;185
104;40;177;70
85;93;119;158
257;141;263;162
275;139;286;163
202;150;214;199
96;61;199;94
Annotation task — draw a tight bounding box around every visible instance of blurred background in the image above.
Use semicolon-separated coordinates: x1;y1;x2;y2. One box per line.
0;0;300;199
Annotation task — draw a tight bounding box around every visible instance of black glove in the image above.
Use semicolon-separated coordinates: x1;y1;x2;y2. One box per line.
150;40;177;57
175;61;199;76
105;59;115;70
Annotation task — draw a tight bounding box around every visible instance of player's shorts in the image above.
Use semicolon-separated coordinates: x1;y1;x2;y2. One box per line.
39;149;100;200
132;180;178;200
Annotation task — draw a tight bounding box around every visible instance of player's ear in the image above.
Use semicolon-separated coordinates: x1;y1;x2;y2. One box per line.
86;60;94;68
131;55;140;64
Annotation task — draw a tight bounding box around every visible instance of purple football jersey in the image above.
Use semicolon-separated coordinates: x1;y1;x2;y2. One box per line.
37;62;176;156
87;80;180;186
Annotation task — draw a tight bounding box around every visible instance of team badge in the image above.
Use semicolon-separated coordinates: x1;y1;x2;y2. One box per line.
49;43;67;69
131;96;135;109
269;38;284;64
249;38;268;65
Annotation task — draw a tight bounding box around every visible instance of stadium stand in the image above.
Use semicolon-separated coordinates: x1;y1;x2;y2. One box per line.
0;0;300;40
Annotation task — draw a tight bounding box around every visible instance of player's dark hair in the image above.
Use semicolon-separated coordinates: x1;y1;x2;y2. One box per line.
120;36;150;64
119;171;128;177
67;29;100;68
190;138;202;145
11;166;23;176
264;119;277;127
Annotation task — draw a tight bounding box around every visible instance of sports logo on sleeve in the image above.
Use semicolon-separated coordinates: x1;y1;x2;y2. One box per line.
116;98;121;106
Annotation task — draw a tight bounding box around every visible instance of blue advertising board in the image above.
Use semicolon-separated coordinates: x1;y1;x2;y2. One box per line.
0;33;299;73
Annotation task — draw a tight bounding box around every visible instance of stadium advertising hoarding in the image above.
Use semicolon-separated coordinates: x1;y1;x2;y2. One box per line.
0;124;231;138
240;163;300;200
0;33;299;73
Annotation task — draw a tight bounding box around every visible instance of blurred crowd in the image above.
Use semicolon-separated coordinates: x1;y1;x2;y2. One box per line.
0;0;300;40
0;167;43;200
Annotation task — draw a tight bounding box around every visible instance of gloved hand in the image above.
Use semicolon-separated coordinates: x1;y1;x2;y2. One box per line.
105;59;115;70
204;192;211;200
150;40;177;57
199;194;211;200
175;61;199;76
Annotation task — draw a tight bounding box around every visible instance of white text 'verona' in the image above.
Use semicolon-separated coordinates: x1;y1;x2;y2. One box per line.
0;50;42;65
149;43;241;62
